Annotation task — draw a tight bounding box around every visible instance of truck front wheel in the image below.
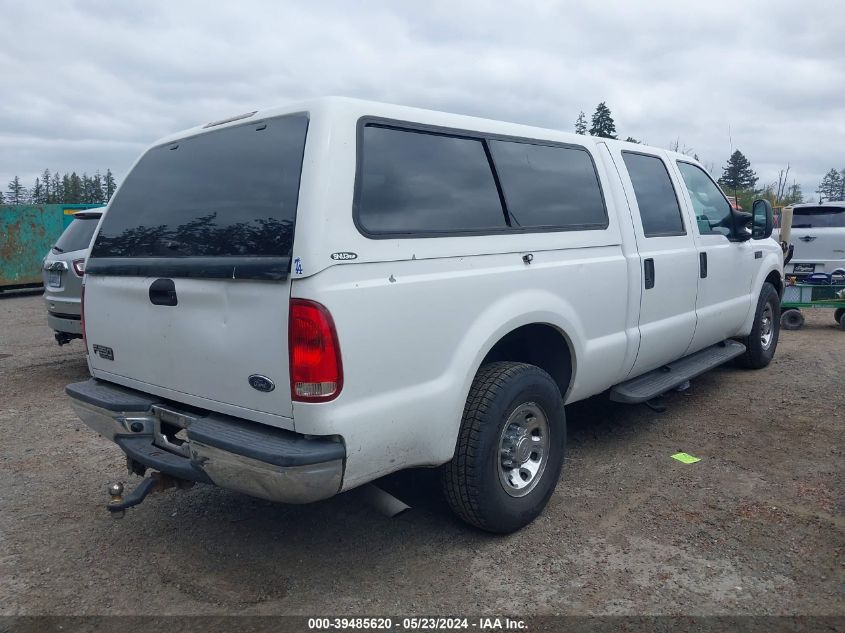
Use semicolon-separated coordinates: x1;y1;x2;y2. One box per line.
442;362;566;533
736;282;781;369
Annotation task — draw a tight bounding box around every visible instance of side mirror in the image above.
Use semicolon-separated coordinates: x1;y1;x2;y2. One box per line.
751;199;774;239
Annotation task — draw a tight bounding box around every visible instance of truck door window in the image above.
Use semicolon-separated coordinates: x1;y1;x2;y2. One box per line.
621;152;684;237
676;162;734;237
356;125;507;236
489;140;607;229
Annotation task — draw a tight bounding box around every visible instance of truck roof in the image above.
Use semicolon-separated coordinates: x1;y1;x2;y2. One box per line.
151;96;690;163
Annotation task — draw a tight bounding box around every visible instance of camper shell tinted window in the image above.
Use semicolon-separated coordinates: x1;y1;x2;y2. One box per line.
89;114;308;277
355;125;507;235
490;140;607;229
354;119;608;237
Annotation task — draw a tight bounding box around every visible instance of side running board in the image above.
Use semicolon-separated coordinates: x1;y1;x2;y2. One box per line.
609;340;746;404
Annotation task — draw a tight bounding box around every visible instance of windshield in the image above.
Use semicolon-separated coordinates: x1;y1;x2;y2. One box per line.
54;216;100;253
792;206;845;229
90;114;308;259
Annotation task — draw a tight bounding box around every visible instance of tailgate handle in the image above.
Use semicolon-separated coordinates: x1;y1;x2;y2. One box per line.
149;278;178;306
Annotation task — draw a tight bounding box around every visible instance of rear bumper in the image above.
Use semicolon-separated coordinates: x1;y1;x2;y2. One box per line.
66;379;345;504
47;312;82;335
44;294;82;335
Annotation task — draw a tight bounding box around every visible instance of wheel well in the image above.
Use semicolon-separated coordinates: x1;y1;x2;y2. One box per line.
481;324;573;399
765;270;783;298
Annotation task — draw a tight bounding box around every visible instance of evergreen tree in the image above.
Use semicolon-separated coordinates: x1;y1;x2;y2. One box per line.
32;177;44;204
7;176;26;204
624;136;640;144
81;173;94;203
62;174;72;202
104;168;117;199
718;150;758;192
589;102;617;139
68;172;82;203
90;171;105;204
0;191;5;205
816;168;843;201
41;169;52;203
52;172;62;203
574;111;587;135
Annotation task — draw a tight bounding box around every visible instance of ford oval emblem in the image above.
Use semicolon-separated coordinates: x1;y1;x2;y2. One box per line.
248;374;275;392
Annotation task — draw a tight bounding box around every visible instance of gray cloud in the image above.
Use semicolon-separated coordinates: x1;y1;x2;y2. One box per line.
1;0;842;198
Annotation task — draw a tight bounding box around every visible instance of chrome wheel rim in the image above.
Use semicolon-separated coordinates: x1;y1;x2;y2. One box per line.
760;303;774;349
497;403;550;498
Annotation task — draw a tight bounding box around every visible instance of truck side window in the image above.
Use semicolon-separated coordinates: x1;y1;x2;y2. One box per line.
621;152;684;237
489;140;607;229
356;125;507;235
676;161;734;237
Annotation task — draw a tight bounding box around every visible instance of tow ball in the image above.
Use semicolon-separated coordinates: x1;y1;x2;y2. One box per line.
107;471;194;518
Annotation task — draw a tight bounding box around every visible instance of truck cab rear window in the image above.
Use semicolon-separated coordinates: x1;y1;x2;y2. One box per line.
90;114;308;259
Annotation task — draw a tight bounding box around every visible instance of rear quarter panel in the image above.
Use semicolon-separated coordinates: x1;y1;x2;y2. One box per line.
291;104;633;488
291;248;630;489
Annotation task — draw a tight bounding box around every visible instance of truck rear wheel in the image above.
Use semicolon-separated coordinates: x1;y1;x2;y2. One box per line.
442;362;566;533
736;282;780;369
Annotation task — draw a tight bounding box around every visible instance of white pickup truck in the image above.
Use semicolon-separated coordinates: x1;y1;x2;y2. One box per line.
67;98;783;532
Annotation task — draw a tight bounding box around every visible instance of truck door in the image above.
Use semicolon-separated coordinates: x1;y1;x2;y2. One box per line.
672;160;755;352
610;149;699;376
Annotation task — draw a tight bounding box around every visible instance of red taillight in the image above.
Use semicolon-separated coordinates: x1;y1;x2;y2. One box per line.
289;299;343;402
72;258;85;276
80;284;87;353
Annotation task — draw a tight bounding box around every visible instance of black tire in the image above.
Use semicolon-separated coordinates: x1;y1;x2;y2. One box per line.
839;312;845;331
442;361;566;534
834;308;845;326
781;308;805;331
736;283;781;369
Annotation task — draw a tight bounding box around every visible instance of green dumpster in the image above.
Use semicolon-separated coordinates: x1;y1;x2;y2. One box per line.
0;204;103;289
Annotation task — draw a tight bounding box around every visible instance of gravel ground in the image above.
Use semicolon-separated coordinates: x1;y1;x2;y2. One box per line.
0;291;843;616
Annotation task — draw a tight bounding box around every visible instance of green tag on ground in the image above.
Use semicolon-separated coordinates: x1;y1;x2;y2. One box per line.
671;452;701;464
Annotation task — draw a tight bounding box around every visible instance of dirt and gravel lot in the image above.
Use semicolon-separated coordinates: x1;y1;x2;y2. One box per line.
0;291;843;617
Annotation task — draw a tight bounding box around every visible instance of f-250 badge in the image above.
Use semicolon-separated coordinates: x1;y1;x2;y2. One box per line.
92;344;114;361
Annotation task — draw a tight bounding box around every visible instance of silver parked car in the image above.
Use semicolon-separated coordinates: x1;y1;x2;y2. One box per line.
42;210;102;345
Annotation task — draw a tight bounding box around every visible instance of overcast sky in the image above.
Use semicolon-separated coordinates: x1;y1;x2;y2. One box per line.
1;0;843;200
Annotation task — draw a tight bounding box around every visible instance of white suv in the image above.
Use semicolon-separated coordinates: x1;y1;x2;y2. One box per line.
782;201;845;277
67;98;783;532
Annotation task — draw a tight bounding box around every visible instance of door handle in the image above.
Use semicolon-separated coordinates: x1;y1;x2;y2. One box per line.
643;258;655;289
699;252;707;278
149;278;178;306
